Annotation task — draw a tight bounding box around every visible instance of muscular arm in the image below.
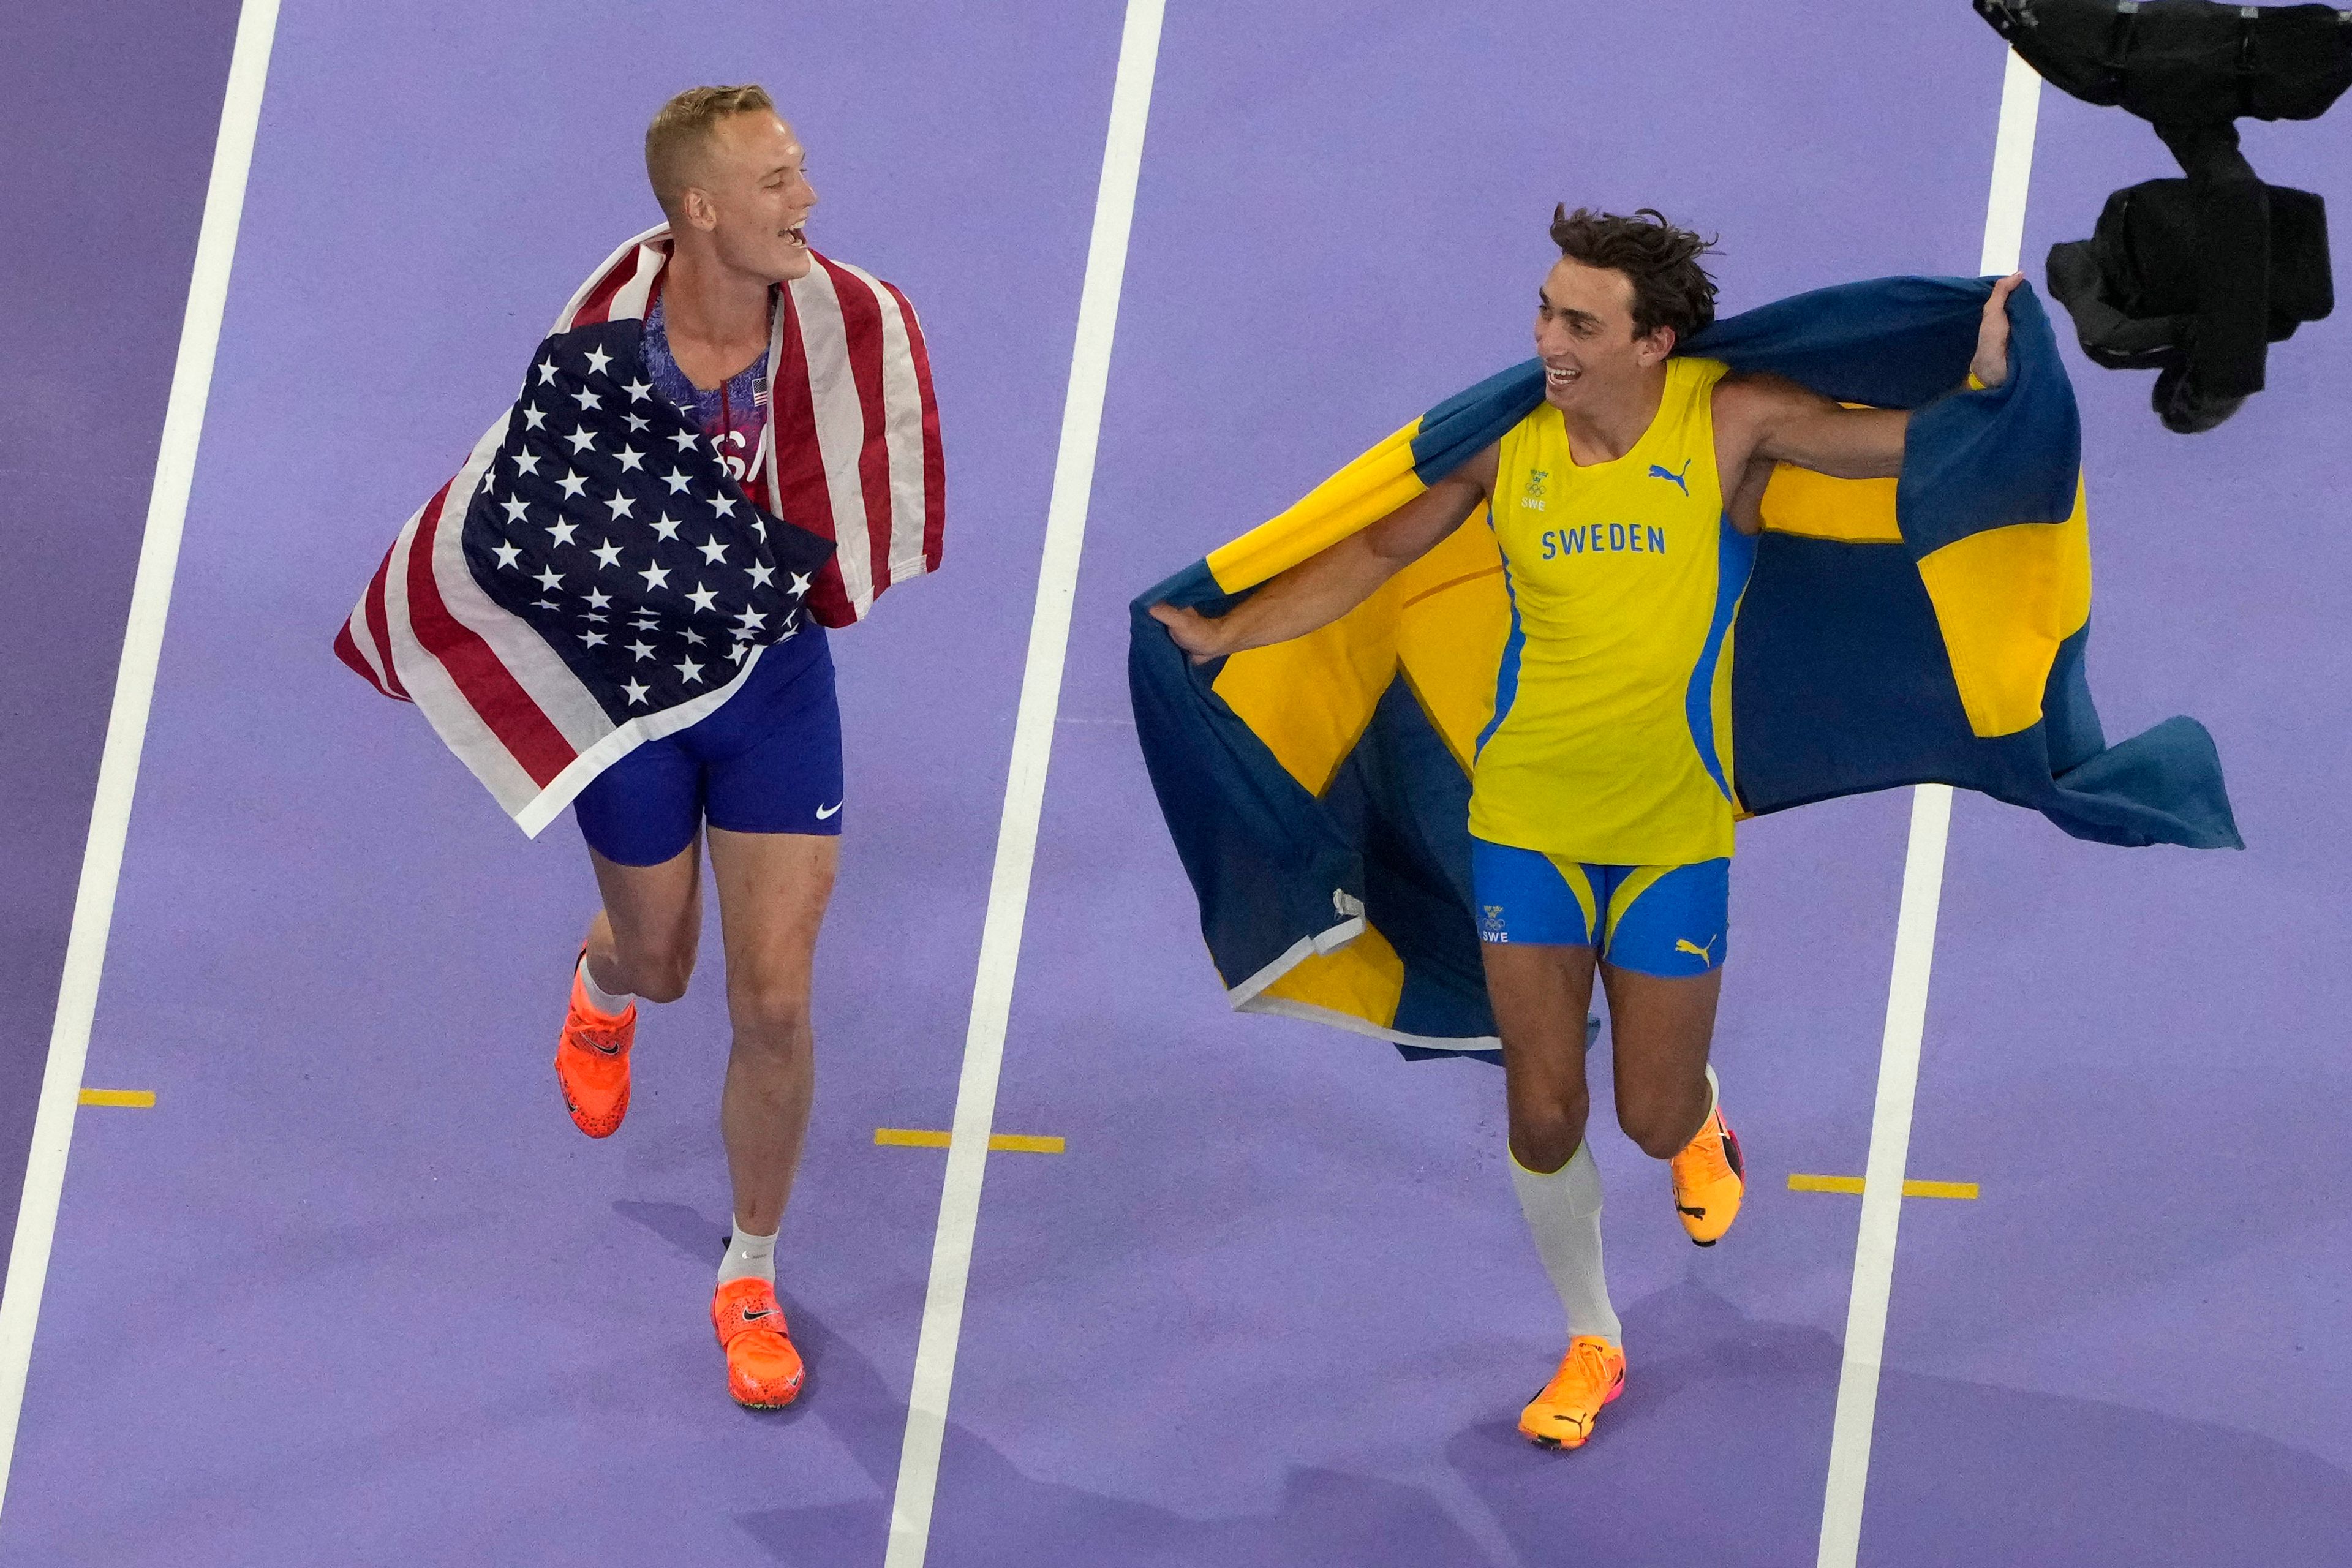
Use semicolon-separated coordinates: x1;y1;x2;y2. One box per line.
1716;272;2027;529
1711;375;1909;537
1729;373;1912;480
1150;445;1499;662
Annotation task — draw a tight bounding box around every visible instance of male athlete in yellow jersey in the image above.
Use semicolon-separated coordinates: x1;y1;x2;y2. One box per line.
1155;208;2022;1450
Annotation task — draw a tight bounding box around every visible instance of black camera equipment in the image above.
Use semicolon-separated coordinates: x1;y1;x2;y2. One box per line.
1975;0;2350;431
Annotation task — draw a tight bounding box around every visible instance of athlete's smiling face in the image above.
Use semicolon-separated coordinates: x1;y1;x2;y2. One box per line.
1534;257;1674;416
683;113;819;283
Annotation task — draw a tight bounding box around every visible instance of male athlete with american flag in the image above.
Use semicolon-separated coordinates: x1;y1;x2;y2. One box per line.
339;84;943;1409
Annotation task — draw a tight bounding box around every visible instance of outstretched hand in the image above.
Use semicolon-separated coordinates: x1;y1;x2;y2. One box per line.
1970;273;2026;389
1149;601;1228;665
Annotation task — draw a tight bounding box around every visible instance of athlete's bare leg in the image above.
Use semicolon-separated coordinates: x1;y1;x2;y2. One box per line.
584;839;704;1003
1485;946;1721;1170
1487;943;1599;1174
706;827;837;1237
579;829;834;1235
1598;963;1721;1159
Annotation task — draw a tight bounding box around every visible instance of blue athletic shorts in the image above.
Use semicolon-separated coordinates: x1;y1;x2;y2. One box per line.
1470;838;1729;978
572;625;843;866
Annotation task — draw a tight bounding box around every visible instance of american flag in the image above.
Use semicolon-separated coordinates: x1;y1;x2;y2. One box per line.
337;228;943;834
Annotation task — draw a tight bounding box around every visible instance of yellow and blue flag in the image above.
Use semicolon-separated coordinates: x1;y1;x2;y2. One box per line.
1128;277;2239;1057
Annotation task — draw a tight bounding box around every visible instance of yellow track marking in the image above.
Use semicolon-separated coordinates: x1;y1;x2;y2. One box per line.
875;1128;1065;1155
76;1090;155;1109
1788;1174;1978;1200
1898;1180;1979;1200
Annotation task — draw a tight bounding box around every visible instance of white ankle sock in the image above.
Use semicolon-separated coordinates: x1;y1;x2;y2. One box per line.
718;1224;778;1287
1705;1062;1721;1120
1510;1141;1623;1348
578;955;633;1017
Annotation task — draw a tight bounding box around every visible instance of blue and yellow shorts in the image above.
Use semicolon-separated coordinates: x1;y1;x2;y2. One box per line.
1470;839;1729;978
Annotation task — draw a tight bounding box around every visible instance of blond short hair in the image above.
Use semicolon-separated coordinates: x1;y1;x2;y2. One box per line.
644;84;775;219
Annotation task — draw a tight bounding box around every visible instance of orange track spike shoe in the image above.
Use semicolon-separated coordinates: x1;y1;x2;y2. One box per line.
1670;1101;1745;1246
712;1278;804;1409
1519;1336;1626;1450
552;956;635;1138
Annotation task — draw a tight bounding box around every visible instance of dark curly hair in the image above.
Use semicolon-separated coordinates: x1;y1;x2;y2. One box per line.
1548;205;1721;345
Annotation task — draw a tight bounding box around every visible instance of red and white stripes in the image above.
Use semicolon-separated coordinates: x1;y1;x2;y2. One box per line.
768;251;946;625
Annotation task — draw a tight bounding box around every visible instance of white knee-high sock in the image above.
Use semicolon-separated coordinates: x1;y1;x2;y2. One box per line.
1510;1142;1623;1348
578;954;633;1017
717;1224;778;1287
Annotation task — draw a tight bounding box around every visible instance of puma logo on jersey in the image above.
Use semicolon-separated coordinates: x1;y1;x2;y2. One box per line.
1675;937;1717;962
1648;459;1694;496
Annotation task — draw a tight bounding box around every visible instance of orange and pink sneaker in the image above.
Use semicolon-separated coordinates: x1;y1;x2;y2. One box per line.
712;1278;804;1409
552;957;634;1139
1519;1335;1626;1450
1670;1102;1745;1246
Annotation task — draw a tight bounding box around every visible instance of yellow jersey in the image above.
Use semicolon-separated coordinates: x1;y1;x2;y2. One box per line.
1468;355;1757;864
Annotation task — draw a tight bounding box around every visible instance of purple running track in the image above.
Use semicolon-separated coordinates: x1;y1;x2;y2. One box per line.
0;4;1119;1562
1861;91;2352;1565
0;0;243;1298
4;3;2349;1566
935;4;2036;1565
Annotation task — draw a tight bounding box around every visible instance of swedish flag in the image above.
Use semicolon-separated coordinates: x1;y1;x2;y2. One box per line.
1128;277;2240;1058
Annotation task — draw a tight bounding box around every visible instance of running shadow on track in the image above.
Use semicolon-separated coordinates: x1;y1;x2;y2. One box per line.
625;1192;1508;1563
1449;1277;2352;1568
614;1197;727;1264
1861;1366;2352;1567
734;1310;1508;1568
1449;1276;1842;1566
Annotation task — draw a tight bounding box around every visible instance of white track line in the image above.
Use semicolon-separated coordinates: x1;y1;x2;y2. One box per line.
882;4;1165;1564
1814;47;2042;1568
0;0;281;1521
